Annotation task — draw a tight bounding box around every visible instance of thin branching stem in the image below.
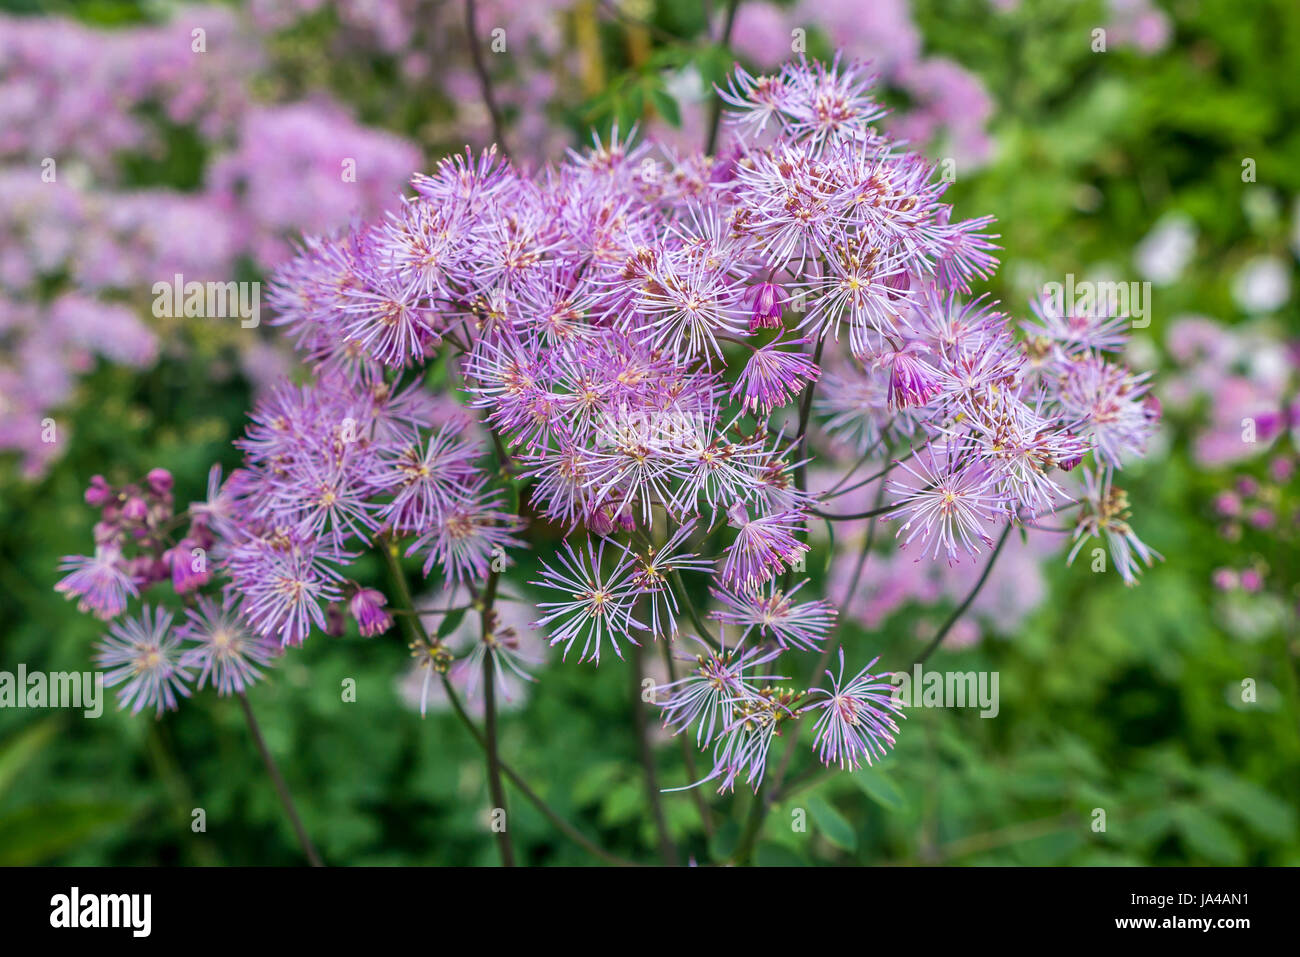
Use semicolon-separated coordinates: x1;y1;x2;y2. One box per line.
377;541;639;866
911;522;1014;667
479;567;515;866
704;0;743;156
464;0;510;157
631;641;677;864
237;691;323;867
768;472;891;801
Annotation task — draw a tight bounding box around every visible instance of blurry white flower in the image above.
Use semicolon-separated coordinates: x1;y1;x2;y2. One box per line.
1231;256;1291;314
1134;213;1196;285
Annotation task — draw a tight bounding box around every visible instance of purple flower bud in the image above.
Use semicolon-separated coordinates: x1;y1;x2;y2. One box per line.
128;555;169;588
169;539;211;594
350;588;393;637
1057;434;1083;472
325;604;347;639
586;508;616;536
748;282;784;332
615;506;636;532
883;270;912;300
187;519;216;551
885;348;942;409
85;475;114;507
586;498;634;536
709;143;742;183
1239;568;1264;592
146;468;174;495
121;496;148;522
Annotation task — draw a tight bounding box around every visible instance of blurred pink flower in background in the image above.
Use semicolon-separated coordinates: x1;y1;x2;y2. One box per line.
1164;317;1297;467
890;57;994;169
208;102;422;269
0;7;255;174
1108;0;1172;54
0;7;421;478
807;467;1058;653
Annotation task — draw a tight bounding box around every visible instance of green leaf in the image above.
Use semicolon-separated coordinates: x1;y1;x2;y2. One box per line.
806;795;857;852
0;800;136;865
571;761;623;807
598;781;643;827
1012;828;1085;865
1174;805;1246;865
756;841;809;866
625;86;645;125
1127;806;1176;847
709;818;740;860
851;765;905;812
0;717;60;800
436;607;468;640
693;45;732;86
649;86;681;128
1199;770;1297;843
1004;770;1066;800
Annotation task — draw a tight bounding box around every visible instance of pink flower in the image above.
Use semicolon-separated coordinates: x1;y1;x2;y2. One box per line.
350;588;394;638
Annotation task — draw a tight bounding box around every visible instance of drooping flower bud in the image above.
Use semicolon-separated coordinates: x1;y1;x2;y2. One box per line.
586;508;615;536
146;468;174;495
883;269;912;300
1057;433;1084;472
85;475;114;507
883;347;941;409
748;282;785;333
169;538;211;594
350;588;394;637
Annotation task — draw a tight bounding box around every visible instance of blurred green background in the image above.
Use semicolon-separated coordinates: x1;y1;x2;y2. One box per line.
1;0;1297;865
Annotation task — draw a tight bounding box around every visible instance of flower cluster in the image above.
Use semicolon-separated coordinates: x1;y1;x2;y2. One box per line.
0;8;419;478
57;468;281;714
721;0;994;166
1162;314;1298;628
0;7;255;173
56;57;1161;794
